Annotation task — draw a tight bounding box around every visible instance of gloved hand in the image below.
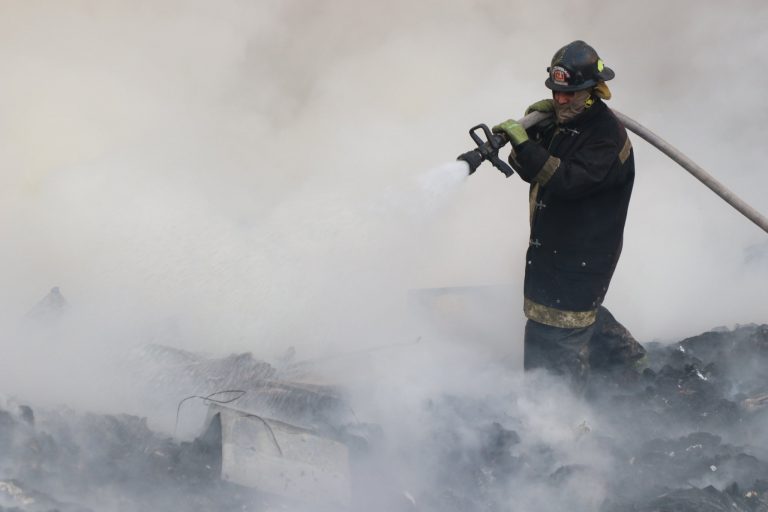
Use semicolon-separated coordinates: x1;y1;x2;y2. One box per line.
525;98;555;115
492;119;529;147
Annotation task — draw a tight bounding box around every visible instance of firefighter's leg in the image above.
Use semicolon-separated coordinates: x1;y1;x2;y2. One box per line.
588;306;646;374
524;319;593;390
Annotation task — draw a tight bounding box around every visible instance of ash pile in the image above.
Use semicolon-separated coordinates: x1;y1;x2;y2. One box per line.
2;325;768;512
416;323;768;512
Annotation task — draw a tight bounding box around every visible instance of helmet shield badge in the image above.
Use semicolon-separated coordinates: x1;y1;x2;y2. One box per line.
550;66;570;87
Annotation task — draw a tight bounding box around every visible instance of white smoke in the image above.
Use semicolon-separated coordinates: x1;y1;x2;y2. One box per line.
0;1;766;510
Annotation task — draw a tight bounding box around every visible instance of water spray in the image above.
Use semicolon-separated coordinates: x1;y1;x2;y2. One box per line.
457;110;768;235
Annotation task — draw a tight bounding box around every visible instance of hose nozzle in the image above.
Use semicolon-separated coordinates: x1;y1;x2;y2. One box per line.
457;148;485;175
456;124;514;177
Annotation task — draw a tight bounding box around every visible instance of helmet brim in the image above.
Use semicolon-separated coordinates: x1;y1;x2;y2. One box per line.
596;66;615;82
545;65;615;92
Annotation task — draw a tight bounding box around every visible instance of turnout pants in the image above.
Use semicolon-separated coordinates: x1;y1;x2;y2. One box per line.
523;306;645;389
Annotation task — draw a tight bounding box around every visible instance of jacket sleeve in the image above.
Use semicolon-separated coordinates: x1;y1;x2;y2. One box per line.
513;136;623;198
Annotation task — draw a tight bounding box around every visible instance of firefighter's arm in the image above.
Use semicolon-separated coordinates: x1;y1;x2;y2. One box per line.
512;137;621;197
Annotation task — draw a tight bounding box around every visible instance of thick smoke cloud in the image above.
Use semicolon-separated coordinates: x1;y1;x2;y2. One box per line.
0;6;766;507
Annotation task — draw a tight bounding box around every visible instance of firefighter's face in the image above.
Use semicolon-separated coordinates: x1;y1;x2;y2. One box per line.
553;90;576;105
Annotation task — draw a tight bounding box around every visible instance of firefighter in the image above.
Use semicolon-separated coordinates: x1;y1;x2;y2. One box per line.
492;40;645;389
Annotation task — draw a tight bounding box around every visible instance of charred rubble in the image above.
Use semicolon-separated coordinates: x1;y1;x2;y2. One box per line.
0;404;260;512
2;324;768;511
415;324;768;512
1;344;371;512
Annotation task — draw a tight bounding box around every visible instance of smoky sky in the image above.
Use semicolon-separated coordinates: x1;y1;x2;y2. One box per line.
0;0;767;413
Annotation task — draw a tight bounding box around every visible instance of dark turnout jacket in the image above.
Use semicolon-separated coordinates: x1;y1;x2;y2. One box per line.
510;99;634;328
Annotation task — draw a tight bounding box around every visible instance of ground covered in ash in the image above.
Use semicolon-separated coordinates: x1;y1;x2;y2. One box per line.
2;324;768;512
412;324;768;512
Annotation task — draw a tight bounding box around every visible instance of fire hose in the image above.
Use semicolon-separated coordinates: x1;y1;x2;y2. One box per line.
458;111;768;235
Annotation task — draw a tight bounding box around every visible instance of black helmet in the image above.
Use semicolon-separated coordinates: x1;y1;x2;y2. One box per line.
545;40;615;92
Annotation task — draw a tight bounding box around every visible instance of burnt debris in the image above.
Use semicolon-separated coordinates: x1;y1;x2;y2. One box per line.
1;324;768;511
